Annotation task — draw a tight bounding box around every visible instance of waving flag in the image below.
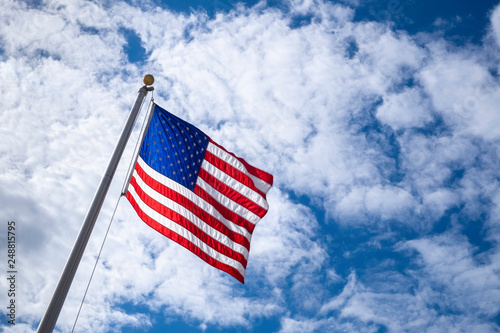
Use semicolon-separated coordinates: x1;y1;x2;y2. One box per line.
126;104;273;283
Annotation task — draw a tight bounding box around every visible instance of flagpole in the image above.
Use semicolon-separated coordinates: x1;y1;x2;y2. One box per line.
37;75;155;333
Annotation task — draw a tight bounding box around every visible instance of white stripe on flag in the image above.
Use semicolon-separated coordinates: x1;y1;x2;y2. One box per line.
128;185;247;277
201;159;269;210
132;170;249;258
206;143;273;194
137;158;253;242
196;176;261;224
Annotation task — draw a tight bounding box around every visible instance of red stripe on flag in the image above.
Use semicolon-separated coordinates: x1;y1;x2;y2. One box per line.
135;163;251;250
193;185;256;234
198;168;268;218
209;139;274;186
129;176;248;268
204;150;267;199
127;191;246;283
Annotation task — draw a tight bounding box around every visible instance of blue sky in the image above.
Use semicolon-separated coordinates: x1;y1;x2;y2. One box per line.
1;0;500;332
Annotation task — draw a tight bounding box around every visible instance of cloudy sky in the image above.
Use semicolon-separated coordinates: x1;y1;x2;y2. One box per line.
1;0;500;332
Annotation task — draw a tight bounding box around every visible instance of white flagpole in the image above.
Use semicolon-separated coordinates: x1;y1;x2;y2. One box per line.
37;75;155;333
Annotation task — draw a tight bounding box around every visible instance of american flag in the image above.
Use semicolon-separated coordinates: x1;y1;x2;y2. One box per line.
126;104;273;283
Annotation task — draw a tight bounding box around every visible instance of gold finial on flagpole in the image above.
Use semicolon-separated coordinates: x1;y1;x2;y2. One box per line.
143;74;154;86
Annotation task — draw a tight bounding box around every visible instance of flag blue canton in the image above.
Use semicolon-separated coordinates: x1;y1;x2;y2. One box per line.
139;105;209;191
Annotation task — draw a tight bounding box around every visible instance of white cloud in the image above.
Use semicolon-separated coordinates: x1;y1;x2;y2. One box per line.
1;0;500;332
377;87;433;130
399;233;500;317
335;185;415;223
418;42;500;140
302;233;500;332
491;3;500;48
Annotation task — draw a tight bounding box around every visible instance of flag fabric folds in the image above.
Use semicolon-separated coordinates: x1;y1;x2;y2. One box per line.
126;104;273;283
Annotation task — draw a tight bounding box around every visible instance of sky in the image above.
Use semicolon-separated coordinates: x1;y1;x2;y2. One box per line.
1;0;500;332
